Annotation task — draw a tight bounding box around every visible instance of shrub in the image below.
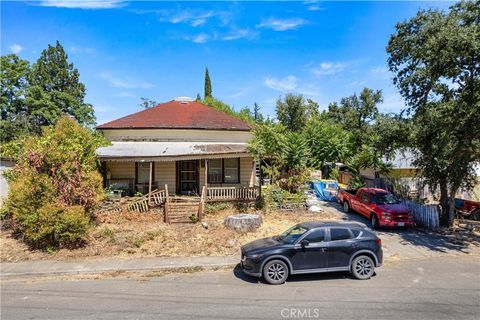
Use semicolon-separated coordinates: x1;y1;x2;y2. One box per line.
2;116;107;248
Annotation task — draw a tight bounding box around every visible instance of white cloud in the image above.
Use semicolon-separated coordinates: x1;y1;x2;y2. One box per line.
370;66;390;78
39;0;125;9
311;62;346;76
257;18;308;31
190;18;206;27
100;73;154;89
9;44;23;54
222;29;256;41
265;75;298;92
192;33;209;43
303;0;325;11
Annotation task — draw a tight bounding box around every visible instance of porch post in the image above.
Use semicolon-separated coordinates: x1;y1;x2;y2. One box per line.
204;159;208;187
148;161;153;205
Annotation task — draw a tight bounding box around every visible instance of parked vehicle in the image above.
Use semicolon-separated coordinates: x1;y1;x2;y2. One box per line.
240;221;383;285
455;198;480;221
337;188;415;229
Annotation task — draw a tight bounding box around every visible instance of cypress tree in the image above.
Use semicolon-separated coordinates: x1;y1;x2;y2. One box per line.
204;67;212;98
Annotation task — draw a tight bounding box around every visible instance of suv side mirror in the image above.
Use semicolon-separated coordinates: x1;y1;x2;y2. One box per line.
300;239;309;247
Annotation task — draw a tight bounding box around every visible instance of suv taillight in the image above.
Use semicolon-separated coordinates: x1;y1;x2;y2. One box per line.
375;239;382;246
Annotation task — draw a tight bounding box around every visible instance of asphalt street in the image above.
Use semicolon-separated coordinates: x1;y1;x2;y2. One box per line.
2;255;479;320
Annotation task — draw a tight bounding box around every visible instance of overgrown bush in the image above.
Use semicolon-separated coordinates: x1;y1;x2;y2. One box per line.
2;116;108;248
262;185;307;211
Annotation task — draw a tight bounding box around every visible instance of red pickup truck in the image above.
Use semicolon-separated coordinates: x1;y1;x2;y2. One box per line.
337;188;415;229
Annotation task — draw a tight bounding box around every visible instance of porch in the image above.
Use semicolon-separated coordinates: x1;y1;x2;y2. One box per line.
96;141;260;222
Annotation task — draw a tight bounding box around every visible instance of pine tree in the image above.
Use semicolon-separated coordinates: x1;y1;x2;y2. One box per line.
196;93;201;101
26;41;95;134
253;102;264;123
204;67;212;98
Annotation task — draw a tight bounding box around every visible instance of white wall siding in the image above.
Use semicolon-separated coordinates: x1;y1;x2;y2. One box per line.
107;162;135;179
102;129;252;143
154;161;176;193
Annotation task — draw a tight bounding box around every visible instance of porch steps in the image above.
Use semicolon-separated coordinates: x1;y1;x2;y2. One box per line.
167;197;201;223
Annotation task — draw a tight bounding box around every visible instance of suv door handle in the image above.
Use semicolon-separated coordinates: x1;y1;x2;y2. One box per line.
321;248;327;252
351;244;359;248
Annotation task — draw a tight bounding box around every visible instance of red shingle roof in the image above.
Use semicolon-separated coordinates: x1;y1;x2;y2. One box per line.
96;100;251;131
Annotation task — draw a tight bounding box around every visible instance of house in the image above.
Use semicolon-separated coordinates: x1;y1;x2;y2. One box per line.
96;97;257;199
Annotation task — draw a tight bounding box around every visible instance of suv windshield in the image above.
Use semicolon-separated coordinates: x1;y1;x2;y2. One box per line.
276;225;309;244
372;193;399;205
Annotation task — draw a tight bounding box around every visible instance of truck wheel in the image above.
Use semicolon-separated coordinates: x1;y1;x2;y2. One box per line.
370;213;379;229
343;201;351;213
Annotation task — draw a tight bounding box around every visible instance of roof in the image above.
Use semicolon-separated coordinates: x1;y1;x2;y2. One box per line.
298;221;367;229
96;100;251;131
360;188;390;194
96;141;250;161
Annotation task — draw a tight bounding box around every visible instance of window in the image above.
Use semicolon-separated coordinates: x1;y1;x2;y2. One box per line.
361;193;370;203
208;159;223;183
330;228;353;241
224;158;239;183
351;229;362;238
372;193;399;205
136;162;152;184
305;229;325;243
207;158;240;184
277;225;309;244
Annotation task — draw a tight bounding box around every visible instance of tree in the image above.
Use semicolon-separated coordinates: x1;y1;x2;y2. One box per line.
304;115;354;169
253;102;264;123
25;41;95;135
1;54;31;143
2;116;108;248
276;93;311;132
196;93;201;101
204;67;212;98
326;88;382;151
139;97;157;109
387;0;480;226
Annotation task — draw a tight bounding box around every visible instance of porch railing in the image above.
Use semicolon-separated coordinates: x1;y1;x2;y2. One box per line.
206;186;259;202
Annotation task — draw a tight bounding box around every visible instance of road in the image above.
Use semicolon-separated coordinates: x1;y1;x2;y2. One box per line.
2;255;479;320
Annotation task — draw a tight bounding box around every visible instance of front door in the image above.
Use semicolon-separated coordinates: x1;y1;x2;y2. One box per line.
178;160;198;195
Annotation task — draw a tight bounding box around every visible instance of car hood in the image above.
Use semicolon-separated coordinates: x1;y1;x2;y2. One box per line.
241;237;280;253
376;203;410;214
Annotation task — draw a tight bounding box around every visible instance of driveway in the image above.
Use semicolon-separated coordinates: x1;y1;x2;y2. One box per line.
317;201;480;261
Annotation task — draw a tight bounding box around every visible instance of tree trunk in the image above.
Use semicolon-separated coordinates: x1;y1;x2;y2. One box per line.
439;181;449;227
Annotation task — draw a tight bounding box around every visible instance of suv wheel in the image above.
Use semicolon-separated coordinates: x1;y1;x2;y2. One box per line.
370;213;379;229
343;201;350;213
351;255;375;280
263;259;289;285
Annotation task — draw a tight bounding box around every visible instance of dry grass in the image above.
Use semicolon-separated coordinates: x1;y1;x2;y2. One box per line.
1;206;342;263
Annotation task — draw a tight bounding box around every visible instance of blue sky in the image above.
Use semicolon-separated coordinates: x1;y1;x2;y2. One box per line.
2;0;453;125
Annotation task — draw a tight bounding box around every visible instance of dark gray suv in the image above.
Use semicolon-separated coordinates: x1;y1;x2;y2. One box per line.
240;221;383;284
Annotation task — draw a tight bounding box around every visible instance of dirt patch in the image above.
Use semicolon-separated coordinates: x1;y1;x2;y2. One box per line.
1;207;342;263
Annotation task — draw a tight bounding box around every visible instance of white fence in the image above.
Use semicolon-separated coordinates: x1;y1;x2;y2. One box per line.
401;200;440;230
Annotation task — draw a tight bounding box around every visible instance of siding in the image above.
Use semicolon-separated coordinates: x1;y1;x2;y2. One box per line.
102;129;252;143
107;162;135;179
154;161;176;194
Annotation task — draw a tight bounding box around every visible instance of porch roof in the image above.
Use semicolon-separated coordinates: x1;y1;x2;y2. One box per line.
96;141;250;161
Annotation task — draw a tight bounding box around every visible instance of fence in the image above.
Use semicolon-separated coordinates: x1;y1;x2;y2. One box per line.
401;199;440;230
